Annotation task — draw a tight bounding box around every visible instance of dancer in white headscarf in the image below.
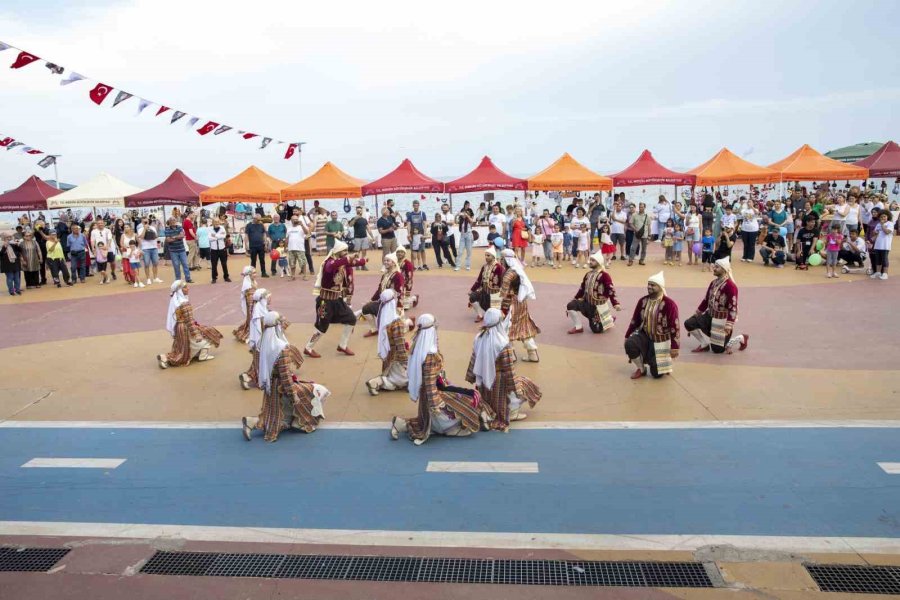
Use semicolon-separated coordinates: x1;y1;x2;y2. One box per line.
239;288;293;390
467;247;504;322
304;240;366;358
242;311;330;442
232;265;257;343
566;251;622;334
465;308;542;431
498;248;541;362
365;289;410;395
355;253;405;337
624;271;681;379
391;314;491;445
685;256;748;354
158;280;222;369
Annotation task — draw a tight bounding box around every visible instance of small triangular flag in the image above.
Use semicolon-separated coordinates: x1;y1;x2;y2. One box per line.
260;137;272;149
186;116;199;128
137;98;151;114
213;125;232;135
113;91;133;107
156;105;170;116
60;72;85;86
171;111;186;124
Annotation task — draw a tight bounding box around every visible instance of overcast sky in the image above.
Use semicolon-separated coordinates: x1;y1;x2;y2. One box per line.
1;0;897;192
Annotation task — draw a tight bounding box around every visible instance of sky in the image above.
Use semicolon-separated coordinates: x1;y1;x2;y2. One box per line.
0;0;898;193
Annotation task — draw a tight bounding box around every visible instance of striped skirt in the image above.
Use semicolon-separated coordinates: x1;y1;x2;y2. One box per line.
508;298;541;341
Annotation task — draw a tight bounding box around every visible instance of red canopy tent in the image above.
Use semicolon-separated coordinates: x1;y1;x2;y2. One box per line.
124;169;209;208
854;140;900;178
445;156;527;194
609;150;696;187
362;159;444;196
0;176;63;211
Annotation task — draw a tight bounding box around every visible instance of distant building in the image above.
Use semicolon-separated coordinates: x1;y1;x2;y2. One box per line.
825;142;883;163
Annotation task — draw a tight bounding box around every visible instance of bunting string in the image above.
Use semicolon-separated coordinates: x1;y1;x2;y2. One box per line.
0;130;56;167
2;39;302;160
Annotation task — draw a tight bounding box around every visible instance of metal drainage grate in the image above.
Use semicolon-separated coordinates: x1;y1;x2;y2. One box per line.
140;551;714;587
0;547;70;572
806;564;900;595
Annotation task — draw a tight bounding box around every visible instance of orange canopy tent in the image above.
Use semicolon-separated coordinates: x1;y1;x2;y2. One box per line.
687;148;781;186
200;166;289;204
527;153;613;191
767;144;869;181
281;162;366;201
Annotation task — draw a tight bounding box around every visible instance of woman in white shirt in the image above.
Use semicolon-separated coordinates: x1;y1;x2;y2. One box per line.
844;195;860;234
739;202;760;262
208;217;231;284
685;205;701;265
829;195;850;234
871;210;894;280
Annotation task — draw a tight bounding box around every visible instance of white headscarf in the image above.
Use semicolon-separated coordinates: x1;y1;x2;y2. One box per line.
407;314;438;403
314;240;349;290
714;256;735;282
501;249;535;302
376;289;401;360
648;271;666;296
471;307;509;390
240;266;256;316
257;311;290;393
248;288;270;349
166;280;188;336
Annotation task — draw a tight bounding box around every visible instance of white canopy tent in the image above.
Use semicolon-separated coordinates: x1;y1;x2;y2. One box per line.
46;173;142;209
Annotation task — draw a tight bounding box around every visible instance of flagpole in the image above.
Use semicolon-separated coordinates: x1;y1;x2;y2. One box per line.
296;142;307;179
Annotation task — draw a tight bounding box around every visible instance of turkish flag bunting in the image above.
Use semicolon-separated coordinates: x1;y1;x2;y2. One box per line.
196;121;219;136
242;133;258;140
156;106;170;116
26;149;43;155
0;137;13;147
89;83;113;105
10;51;39;69
284;143;298;160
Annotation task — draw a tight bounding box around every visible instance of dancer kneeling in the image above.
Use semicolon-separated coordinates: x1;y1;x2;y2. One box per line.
158;280;223;369
468;247;504;322
623;272;680;379
356;253;405;338
232;265;257;343
566;251;621;334
391;314;493;444
684;257;748;355
366;289;410;395
465;308;542;431
242;312;330;442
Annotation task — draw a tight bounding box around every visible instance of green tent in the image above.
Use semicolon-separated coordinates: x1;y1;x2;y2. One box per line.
825;142;884;163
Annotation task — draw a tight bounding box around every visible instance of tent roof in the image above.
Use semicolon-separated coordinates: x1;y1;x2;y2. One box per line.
687;148;781;186
47;173;142;209
767;144;869;181
282;162;366;201
609;150;696;187
200;166;289;204
361;159;444;196
853;140;900;177
527;153;613;191
125;169;209;207
445;156;527;194
0;176;64;211
825;141;883;163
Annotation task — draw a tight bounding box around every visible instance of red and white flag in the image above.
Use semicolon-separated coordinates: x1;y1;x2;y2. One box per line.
89;83;113;105
284;143;298;159
156;105;170;116
26;149;43;155
242;132;258;140
0;137;13;147
196;121;218;136
10;51;39;69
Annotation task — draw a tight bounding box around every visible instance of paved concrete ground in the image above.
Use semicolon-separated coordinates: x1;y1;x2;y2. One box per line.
1;245;898;598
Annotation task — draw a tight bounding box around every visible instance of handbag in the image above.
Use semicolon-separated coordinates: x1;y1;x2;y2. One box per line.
521;230;530;241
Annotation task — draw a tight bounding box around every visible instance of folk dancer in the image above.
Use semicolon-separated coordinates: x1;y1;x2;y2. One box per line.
566;250;622;334
158;280;223;369
684;257;749;354
242;311;330;442
304;241;366;358
356;253;405;338
465;308;542;431
391;314;492;445
499;248;541;362
623;271;680;379
468;247;504;323
395;246;419;310
232;265;257;343
239;288;292;389
366;289;411;395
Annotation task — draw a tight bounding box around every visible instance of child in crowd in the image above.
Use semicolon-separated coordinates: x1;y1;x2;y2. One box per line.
95;241;109;284
673;222;685;266
576;223;590;268
662;218;675;265
701;228;716;271
563;223;572;263
127;241;144;288
550;224;564;269
276;240;289;277
530;224;544;267
824;223;843;279
599;222;615;267
486;224;500;246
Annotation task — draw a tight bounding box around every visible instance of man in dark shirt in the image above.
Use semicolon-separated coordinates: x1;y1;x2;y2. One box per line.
759;229;787;267
794;219;819;270
244;213;269;277
164;217;192;283
377;207;398;257
54;213;70;256
267;214;287;275
348;207;371;268
588;193;607;251
406;200;427;270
